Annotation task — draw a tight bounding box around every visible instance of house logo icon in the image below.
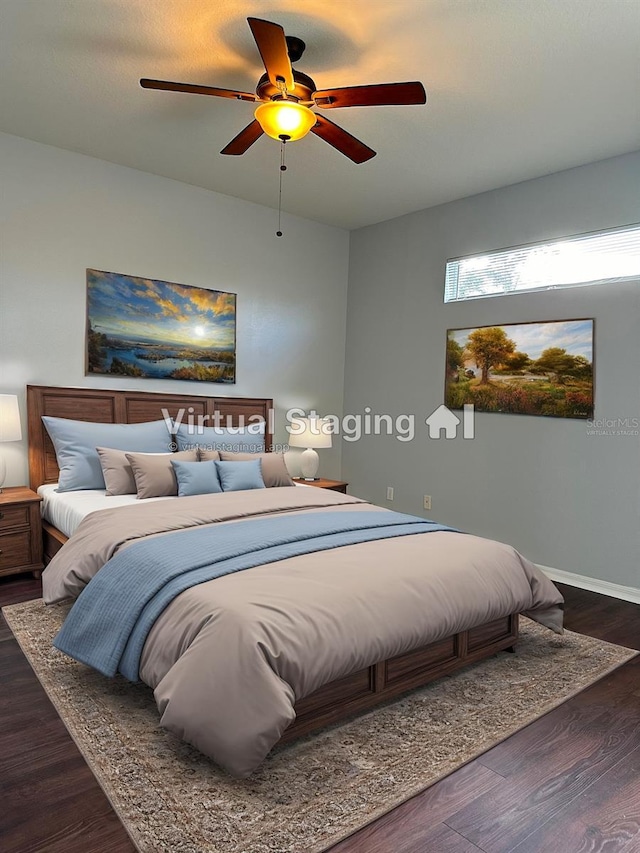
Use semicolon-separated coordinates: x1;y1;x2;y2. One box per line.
425;404;475;439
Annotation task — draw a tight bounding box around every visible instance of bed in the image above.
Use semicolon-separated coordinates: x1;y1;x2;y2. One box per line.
28;384;564;777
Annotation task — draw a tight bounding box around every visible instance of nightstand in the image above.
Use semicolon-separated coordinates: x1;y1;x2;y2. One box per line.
0;487;44;579
293;477;348;494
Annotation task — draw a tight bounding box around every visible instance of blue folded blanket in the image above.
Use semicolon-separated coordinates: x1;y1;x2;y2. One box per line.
54;509;456;681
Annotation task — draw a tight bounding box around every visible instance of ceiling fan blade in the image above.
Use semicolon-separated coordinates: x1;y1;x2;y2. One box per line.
311;114;376;164
247;18;294;92
140;78;256;102
220;120;264;156
314;81;426;109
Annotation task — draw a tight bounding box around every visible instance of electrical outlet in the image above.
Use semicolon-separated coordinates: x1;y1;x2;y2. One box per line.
423;495;432;511
386;486;394;501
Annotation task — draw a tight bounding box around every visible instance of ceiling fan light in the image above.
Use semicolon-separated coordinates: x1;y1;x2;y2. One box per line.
255;100;316;141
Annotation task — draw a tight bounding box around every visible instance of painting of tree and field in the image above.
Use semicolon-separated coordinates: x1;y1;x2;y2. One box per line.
445;319;594;419
86;270;236;383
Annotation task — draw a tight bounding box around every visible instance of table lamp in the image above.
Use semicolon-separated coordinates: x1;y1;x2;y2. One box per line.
288;417;332;480
0;395;22;493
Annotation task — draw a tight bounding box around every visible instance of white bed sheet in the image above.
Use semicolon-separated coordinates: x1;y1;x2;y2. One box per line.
37;484;172;538
38;482;310;538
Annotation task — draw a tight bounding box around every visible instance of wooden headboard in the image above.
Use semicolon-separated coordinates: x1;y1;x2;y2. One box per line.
27;385;274;490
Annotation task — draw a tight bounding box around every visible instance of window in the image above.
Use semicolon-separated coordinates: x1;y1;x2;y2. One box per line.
444;223;640;303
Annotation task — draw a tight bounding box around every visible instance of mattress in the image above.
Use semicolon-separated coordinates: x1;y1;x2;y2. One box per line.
37;484;172;538
38;481;311;538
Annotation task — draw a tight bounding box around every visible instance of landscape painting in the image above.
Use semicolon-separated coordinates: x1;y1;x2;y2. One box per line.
86;270;236;383
445;319;594;419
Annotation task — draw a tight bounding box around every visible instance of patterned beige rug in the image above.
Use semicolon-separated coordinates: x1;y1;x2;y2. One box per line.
3;599;636;853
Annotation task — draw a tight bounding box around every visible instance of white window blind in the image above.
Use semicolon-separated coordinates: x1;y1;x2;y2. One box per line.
444;223;640;303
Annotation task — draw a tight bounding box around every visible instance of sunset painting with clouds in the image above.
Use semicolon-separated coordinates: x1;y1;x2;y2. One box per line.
86;269;236;383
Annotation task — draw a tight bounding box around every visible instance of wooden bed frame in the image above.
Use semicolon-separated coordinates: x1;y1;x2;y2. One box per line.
27;384;518;743
27;384;274;563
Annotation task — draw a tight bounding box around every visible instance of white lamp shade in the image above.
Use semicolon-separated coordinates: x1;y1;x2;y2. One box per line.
288;417;333;449
0;395;22;442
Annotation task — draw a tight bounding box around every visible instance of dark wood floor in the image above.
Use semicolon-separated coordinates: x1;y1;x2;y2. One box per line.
1;577;638;853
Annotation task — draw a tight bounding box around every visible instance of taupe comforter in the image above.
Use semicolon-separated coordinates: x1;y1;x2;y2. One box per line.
43;487;564;777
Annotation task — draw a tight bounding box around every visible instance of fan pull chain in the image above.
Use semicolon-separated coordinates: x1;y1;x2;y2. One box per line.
276;140;287;237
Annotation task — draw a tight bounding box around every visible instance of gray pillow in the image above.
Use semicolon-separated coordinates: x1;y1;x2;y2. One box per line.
96;446;139;496
196;449;221;463
218;451;293;488
126;449;198;499
42;416;172;492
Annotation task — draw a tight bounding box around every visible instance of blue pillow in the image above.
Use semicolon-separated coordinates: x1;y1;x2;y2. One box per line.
171;460;222;497
215;459;266;492
42;416;173;492
175;422;265;453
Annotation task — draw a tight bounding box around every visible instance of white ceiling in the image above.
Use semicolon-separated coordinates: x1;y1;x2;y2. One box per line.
1;0;639;230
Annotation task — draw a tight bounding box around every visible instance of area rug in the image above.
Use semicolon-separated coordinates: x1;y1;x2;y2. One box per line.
3;600;636;853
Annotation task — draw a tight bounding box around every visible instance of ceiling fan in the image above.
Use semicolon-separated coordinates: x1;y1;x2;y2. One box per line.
140;17;427;164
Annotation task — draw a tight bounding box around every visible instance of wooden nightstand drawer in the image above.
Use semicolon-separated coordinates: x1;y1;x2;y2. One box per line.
0;504;30;530
0;487;44;577
0;531;33;574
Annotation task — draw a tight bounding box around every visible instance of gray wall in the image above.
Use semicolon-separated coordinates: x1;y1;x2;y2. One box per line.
344;152;640;589
0;132;349;485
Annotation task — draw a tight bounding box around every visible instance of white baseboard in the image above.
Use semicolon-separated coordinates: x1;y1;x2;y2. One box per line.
536;564;640;605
